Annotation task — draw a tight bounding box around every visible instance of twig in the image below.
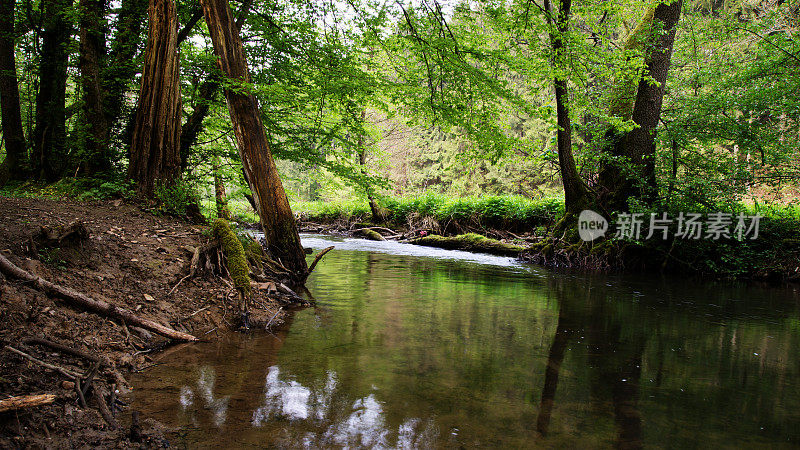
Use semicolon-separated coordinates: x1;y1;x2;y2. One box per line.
21;337;109;367
74;379;87;408
4;346;82;379
265;307;282;330
93;387;118;430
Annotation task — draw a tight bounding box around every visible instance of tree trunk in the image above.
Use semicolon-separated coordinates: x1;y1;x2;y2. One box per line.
104;0;147;132
179;78;219;170
78;0;110;175
623;0;682;204
0;0;27;185
544;0;589;215
597;1;681;209
178;2;250;170
128;0;181;197
201;0;308;276
32;0;71;182
356;110;381;222
213;155;231;220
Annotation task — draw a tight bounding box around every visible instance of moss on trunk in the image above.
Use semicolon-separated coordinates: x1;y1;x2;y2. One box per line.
212;219;250;298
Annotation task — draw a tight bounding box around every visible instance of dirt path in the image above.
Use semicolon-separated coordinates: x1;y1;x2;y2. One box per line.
0;196;285;448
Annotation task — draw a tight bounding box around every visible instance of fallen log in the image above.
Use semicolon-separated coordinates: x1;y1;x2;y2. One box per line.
0;394;57;414
0;253;198;342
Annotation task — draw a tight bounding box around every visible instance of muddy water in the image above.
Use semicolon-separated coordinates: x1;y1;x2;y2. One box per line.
131;234;800;448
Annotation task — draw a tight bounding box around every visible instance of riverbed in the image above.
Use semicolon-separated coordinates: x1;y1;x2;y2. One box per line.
130;234;800;447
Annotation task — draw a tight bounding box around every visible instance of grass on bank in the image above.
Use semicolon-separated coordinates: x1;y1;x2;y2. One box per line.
292;193;566;232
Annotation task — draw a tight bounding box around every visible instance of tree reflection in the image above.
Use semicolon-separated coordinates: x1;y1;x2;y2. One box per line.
539;278;645;448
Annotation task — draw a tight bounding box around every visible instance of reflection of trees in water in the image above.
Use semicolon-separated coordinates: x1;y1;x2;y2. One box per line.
537;278;644;449
178;366;231;428
176;362;439;448
250;365;438;448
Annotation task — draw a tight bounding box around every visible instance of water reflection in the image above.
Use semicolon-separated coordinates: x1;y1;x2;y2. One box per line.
131;238;800;448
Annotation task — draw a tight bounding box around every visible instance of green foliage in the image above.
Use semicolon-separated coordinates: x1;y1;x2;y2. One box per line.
0;177;134;200
153;180;201;218
212;219;251;298
294;193;565;230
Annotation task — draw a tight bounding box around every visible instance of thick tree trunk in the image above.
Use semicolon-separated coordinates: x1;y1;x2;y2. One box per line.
545;0;589;215
0;0;27;185
128;0;181;197
32;0;71;182
598;2;681;209
79;0;110;175
201;0;308;276
623;0;682;204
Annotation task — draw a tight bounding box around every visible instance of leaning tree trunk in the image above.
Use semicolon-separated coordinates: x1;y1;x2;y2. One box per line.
213;155;231;220
79;0;110;175
178;3;250;170
544;0;589;217
128;0;181;197
598;1;682;209
623;0;682;205
201;0;308;276
32;0;71;182
0;0;26;185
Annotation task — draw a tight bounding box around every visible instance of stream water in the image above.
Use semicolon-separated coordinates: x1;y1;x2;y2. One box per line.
131;234;800;448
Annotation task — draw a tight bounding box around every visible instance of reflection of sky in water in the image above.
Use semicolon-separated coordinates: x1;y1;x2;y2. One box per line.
179;366;230;428
170;364;437;448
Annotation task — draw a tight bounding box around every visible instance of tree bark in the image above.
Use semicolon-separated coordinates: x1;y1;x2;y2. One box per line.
544;0;589;215
79;0;110;175
104;0;147;134
213;155;231;220
201;0;308;276
623;0;682;204
128;0;182;197
0;0;27;185
32;0;71;182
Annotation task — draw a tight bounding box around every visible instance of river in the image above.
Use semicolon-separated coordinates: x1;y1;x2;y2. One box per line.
130;234;800;448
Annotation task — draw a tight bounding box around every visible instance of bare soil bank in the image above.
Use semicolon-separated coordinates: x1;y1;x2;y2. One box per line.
0;196;286;448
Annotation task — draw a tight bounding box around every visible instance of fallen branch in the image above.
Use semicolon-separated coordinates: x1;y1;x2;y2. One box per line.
301;246;334;283
0;253;198;342
0;394;56;413
21;337;110;367
4;346;82;379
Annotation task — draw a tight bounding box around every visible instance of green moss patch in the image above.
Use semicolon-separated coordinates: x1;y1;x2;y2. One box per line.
213;219;251;298
410;233;524;257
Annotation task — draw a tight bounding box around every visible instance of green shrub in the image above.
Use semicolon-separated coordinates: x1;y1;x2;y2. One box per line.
154;180;201;218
